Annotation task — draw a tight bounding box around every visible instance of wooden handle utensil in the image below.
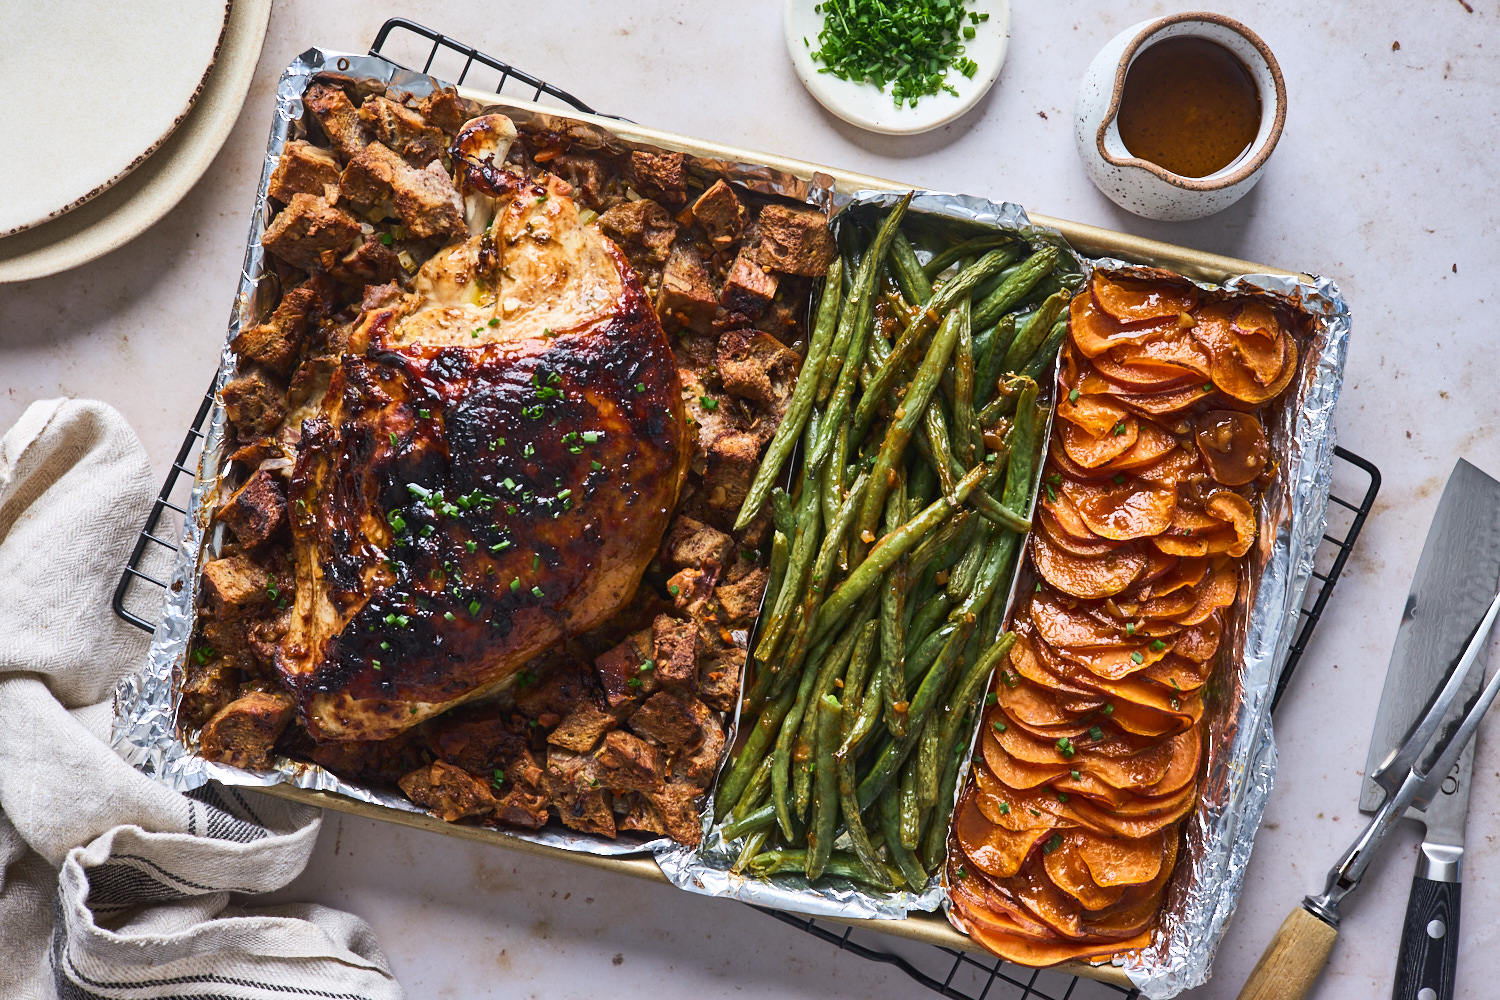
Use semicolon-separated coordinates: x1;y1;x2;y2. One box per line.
1236;905;1338;1000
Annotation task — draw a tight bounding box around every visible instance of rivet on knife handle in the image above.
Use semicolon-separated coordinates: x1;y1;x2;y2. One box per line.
1236;904;1339;1000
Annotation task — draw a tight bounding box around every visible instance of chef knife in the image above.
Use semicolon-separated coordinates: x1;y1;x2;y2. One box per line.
1360;458;1500;1000
1236;458;1500;1000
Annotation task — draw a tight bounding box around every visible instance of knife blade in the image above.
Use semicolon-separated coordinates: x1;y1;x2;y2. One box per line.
1360;458;1500;1000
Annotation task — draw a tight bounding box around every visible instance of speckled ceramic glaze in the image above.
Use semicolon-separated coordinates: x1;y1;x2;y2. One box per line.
1074;12;1286;221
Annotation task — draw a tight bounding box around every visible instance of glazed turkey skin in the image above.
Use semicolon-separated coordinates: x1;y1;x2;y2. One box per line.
277;115;691;741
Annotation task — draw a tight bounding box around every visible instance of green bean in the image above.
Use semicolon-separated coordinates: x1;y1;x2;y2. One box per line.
732;829;768;874
1020;317;1069;384
819;259;866;404
899;754;922;849
840;619;880;744
973;315;1015;411
881;568;910;738
906;513;973;586
879;782;929;889
752;476;820;667
770;623;840;838
820;422;848;537
791;593;874;819
761;529;790;635
972;246;1059;331
809;193;913;471
904;593;952;652
837;750;893;890
922;405;958;494
852;248;1013;440
853;299;969;558
907;458;937;516
779;472;870;678
732;752;776;819
805;694;843;880
938;632;1018;752
921;747;962;873
917;706;943;806
891;231;933;302
851;652;887;752
1001;380;1040;513
715;672;798;820
904;619;959;686
811;462;985;649
1000;289;1070;374
746;849;900;888
953;303;976;466
922;236;1013;279
735;258;842;531
951;514;995;598
722;803;776;841
856;616;976;809
966;488;1032;534
771;488;796;538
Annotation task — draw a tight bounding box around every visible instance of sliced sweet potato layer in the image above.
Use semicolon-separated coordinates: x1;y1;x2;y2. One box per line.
1092;349;1201;391
1071;291;1175;359
956;793;1050;878
1061;416;1138;468
1032;532;1146;599
1093;272;1199;324
1062;476;1177;541
1044;834;1127;909
1208;491;1257;558
1103;423;1181;472
965;924;1154;967
1196;410;1269;486
1231;300;1280;339
1039;504;1121;557
1077;828;1167;887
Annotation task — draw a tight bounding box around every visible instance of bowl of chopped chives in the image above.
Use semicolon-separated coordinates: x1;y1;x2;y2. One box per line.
784;0;1010;135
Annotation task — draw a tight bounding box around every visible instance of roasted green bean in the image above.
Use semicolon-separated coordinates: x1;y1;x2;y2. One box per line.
734;258;842;530
805;695;842;879
971;246;1059;331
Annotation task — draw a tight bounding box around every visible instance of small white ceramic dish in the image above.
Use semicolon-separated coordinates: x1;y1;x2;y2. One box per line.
1073;11;1286;221
0;0;232;237
784;0;1010;135
0;0;270;282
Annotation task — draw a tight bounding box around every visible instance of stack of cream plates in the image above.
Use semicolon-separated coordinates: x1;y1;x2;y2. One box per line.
0;0;271;282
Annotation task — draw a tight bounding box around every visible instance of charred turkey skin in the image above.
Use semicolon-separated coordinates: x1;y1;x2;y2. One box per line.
278;127;690;741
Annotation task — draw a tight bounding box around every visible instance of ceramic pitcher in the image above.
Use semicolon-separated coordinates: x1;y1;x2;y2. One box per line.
1073;12;1287;222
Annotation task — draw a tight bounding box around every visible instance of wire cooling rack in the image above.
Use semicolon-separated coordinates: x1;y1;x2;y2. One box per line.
111;18;1384;1000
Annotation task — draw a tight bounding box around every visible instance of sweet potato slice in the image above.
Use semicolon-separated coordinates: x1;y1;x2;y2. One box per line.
1103;422;1180;472
975;766;1075;830
998;674;1096;727
1171;561;1239;625
1107;694;1198;738
1232;300;1281;339
1039;503;1120;557
1033;532;1146;599
1078;830;1167;888
1118;330;1212;380
1016;635;1107;697
1208;491;1257;557
1195;303;1286;386
1078;739;1176;790
1011;863;1087;939
1070;291;1175;359
1058;640;1171;682
1172;614;1222;663
1195;410;1269;486
1092;272;1199;324
1061;416;1138;468
1132;447;1201;485
1044;833;1127;909
1029;593;1130;648
949;870;1058;940
1091;349;1200;391
1056;387;1132;439
1140;727;1202;798
956;794;1050;878
1063;476;1177;541
965;924;1154;967
1209;325;1298;404
1061;781;1196;837
997;720;1159;767
984;726;1074;789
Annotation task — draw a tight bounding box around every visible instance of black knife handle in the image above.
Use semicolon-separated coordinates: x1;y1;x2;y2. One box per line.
1392;875;1460;1000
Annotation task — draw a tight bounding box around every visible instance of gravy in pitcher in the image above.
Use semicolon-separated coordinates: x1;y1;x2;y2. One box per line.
1116;37;1261;178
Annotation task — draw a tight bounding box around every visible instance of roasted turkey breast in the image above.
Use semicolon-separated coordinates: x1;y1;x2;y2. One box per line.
277;115;691;741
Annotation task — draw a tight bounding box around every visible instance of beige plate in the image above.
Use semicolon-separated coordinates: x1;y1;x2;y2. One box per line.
0;0;269;282
236;81;1301;985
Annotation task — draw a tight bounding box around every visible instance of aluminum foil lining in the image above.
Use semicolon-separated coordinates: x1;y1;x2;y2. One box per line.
1045;261;1347;998
109;45;831;859
105;41;1350;983
656;193;1079;920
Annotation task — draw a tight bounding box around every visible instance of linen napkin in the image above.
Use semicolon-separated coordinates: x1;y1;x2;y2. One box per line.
0;398;404;1000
